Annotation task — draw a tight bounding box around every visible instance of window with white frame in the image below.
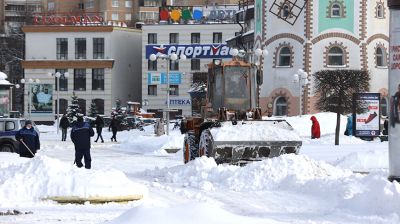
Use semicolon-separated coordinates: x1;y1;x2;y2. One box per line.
148;33;157;44
148;85;157;96
328;47;344;66
112;0;119;7
281;4;290;18
331;4;341;17
148;60;157;71
213;32;222;43
75;38;86;59
170;60;179;71
278;46;291;67
191;59;200;70
376;47;387;67
86;0;94;8
125;13;132;21
377;4;384;18
170;85;179;96
48;2;55;11
112;13;119;20
125;0;132;8
191;33;200;44
92;68;104;90
274;97;287;116
74;69;86;91
170;33;179;44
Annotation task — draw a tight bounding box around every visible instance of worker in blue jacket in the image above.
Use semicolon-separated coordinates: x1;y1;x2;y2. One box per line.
15;120;40;158
71;116;94;169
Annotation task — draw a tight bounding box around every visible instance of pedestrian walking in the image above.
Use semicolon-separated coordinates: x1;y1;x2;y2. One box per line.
109;116;119;142
71;116;94;169
60;114;70;141
94;115;104;143
344;115;353;136
15;120;40;158
310;116;321;139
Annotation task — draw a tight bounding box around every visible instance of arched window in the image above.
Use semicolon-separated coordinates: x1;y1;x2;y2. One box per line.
328;46;344;66
77;98;86;115
331;4;341;17
376;4;384;18
278;46;291;67
381;97;388;117
93;99;105;115
274;97;287;116
376;47;386;67
281;4;290;18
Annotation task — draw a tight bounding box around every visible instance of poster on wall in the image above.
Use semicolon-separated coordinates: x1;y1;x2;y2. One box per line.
353;93;380;137
31;84;53;114
0;90;9;116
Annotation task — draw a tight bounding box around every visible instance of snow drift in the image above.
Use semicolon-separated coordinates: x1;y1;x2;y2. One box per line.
0;155;147;206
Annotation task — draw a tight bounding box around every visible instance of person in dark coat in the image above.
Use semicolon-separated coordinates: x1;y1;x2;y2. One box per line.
94;115;104;143
15;120;40;158
109;116;119;142
344;115;353;136
71;116;95;169
60;114;70;141
310;116;321;139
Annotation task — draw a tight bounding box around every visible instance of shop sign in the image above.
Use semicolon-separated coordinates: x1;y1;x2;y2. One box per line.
146;44;232;59
148;73;182;85
33;13;104;25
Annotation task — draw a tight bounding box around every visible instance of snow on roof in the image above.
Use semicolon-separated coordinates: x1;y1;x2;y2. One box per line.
242;30;254;37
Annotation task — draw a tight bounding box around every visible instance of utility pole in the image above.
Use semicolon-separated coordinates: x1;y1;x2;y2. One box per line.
388;0;400;182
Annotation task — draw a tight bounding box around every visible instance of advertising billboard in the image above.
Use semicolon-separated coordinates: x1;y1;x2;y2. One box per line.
0;90;9;116
145;44;232;59
31;84;53;114
353;93;380;137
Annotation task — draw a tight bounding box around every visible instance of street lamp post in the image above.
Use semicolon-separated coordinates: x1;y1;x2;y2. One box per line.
293;69;308;116
20;78;41;119
149;52;186;135
48;71;69;134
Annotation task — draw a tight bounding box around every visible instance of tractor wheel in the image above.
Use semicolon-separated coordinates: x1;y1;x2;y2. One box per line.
183;134;198;164
0;143;15;153
199;129;214;157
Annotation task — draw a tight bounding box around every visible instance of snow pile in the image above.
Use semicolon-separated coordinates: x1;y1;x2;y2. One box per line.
334;150;389;171
107;202;273;224
0;155;147;206
210;121;301;141
146;154;351;191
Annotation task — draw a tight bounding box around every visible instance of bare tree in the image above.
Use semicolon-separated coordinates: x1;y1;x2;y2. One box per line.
314;69;370;145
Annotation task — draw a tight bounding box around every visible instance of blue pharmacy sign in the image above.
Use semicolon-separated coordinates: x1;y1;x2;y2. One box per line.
145;44;232;59
148;73;182;85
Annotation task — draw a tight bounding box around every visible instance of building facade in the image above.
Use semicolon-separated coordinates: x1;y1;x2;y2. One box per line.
142;23;240;117
251;0;390;117
22;25;142;122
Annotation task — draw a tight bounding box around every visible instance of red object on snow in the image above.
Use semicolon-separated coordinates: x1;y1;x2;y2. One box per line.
310;116;321;139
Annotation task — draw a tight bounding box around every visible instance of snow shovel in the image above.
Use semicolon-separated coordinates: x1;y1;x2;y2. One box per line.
20;140;35;157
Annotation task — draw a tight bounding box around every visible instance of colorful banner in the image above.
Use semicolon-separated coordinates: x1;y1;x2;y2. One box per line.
159;5;238;23
31;84;53;114
148;73;182;85
146;44;232;59
353;93;380;137
0;90;9;116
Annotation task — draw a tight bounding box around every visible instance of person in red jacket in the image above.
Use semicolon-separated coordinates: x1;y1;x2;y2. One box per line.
310;116;321;139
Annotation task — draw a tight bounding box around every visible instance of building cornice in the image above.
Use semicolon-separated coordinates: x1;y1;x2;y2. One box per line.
21;60;115;69
311;32;361;45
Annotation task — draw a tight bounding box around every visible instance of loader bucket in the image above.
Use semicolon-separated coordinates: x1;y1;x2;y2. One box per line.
212;141;302;164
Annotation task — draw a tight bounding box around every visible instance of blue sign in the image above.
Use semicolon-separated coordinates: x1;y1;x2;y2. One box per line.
146;44;232;59
148;73;182;85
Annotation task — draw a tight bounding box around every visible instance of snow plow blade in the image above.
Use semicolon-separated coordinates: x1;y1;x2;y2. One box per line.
212;141;302;164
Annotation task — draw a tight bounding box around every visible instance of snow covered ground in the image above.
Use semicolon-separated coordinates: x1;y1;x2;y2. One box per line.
0;112;398;224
